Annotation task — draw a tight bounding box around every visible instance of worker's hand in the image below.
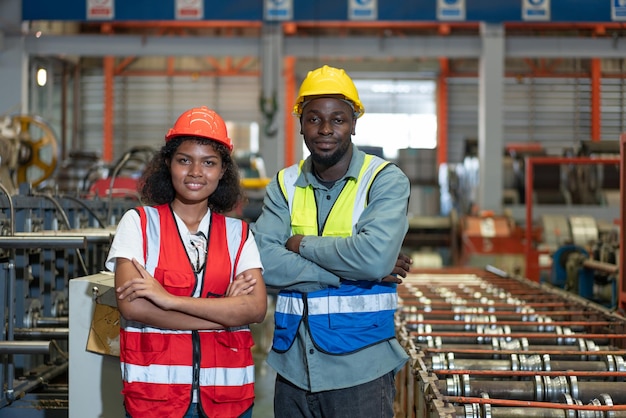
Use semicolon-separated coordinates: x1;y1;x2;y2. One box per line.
381;253;413;284
116;258;175;310
286;234;304;254
226;272;257;297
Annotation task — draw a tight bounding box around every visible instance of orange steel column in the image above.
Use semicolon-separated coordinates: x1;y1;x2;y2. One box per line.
284;56;296;167
103;56;114;163
591;58;601;142
437;58;449;167
617;133;626;312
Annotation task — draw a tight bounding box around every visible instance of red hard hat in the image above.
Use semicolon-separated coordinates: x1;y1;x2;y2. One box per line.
165;106;233;151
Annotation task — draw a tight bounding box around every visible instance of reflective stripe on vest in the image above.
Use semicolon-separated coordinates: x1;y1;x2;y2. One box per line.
120;204;254;418
274;155;398;354
121;362;255;386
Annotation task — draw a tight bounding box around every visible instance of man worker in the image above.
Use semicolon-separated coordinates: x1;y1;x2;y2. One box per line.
252;64;412;418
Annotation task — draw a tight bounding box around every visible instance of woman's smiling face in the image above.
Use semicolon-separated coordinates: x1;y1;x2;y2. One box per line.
169;139;225;205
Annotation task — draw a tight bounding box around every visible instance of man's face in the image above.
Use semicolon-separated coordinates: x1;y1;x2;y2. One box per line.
300;97;356;168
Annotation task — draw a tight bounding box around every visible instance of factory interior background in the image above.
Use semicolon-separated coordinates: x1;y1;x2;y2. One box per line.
2;0;626;416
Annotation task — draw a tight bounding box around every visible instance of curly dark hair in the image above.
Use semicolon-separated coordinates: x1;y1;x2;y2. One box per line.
138;136;243;213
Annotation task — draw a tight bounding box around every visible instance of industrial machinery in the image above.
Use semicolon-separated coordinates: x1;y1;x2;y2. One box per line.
394;267;626;418
0;113;134;416
0;182;137;417
0;114;59;194
458;212;528;275
550;240;619;309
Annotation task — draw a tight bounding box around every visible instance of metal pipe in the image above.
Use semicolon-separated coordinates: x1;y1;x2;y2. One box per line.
0;182;15;236
412;331;617;344
8;361;68;402
424;346;621;361
406;321;596;333
4;260;16;403
405;319;611;328
0;236;87;249
451;401;626;417
582;258;619;275
0;341;51;355
430;358;613;372
436;369;626;378
439;379;626;403
15;230;113;244
402;300;569;309
13;328;69;340
106;151;131;224
401;309;605;319
34;317;69;327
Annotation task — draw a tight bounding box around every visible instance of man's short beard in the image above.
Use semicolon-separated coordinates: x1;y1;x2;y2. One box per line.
309;139;351;168
311;150;343;167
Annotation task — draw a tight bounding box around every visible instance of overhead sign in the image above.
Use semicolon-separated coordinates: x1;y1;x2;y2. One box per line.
349;0;377;21
176;0;203;20
522;0;550;21
437;0;466;21
612;0;626;21
264;0;292;21
86;0;114;20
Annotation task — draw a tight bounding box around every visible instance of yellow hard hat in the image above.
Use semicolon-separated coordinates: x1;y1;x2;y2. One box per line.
293;65;364;118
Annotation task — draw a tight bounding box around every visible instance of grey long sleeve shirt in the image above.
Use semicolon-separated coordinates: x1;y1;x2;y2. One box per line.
251;146;410;392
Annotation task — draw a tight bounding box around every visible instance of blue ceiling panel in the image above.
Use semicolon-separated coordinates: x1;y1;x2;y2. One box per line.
21;0;618;23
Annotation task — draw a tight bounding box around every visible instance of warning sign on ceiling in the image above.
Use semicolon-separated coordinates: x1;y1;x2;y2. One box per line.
437;0;466;21
522;0;550;21
348;0;377;21
612;0;626;21
176;0;203;20
87;0;114;20
264;0;293;21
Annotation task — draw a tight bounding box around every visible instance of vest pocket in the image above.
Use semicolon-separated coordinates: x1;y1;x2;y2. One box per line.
204;331;255;402
291;208;317;233
122;329;167;353
154;268;195;296
122;382;170;402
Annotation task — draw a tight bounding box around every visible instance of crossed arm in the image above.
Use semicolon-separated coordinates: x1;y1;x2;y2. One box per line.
286;235;412;283
115;257;267;330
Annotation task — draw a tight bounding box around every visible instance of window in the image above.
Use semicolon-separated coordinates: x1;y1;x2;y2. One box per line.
353;79;437;160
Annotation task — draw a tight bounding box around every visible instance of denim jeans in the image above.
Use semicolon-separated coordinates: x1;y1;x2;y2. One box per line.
274;372;396;418
126;403;253;418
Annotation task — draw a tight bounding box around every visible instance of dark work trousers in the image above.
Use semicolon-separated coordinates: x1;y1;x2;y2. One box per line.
274;372;396;418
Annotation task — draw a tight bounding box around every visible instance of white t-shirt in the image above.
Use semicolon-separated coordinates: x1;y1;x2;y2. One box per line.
105;208;263;276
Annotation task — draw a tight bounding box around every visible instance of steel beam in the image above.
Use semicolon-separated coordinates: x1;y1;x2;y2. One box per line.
16;33;626;59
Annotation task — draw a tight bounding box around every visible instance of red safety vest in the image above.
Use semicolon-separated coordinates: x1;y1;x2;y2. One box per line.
119;204;255;418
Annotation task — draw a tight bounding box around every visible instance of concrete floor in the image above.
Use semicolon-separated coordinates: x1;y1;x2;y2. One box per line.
252;351;277;418
250;303;277;418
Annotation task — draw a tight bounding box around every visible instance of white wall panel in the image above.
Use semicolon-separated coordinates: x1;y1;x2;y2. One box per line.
80;72;261;162
446;78;478;163
447;76;595;163
601;78;626;141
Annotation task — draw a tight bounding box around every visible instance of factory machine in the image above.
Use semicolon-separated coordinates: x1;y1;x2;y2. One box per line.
394;266;626;418
0;114;140;417
0;185;136;417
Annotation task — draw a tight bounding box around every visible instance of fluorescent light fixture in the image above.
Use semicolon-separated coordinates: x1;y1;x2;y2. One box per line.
36;68;47;87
